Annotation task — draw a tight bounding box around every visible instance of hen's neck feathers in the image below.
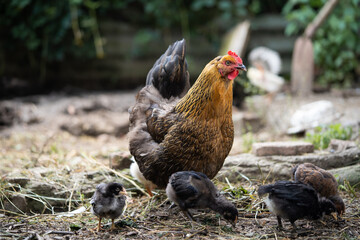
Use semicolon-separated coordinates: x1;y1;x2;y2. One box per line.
175;59;233;120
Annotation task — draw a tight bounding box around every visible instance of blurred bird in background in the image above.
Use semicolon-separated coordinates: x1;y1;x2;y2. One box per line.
166;171;238;227
247;47;284;102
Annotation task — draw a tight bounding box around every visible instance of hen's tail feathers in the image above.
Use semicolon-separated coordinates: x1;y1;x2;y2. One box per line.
258;184;273;197
146;39;190;99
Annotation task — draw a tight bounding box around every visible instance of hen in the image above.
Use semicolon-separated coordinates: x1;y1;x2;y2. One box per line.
129;39;246;194
166;171;238;227
292;163;345;216
258;180;337;231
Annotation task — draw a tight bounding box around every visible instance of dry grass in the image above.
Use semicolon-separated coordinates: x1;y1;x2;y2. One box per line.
1;130;360;239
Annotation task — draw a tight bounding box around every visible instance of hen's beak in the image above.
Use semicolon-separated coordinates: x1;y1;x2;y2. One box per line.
331;212;338;220
236;64;247;71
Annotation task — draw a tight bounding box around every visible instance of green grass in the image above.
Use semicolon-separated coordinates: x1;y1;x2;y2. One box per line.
305;123;353;150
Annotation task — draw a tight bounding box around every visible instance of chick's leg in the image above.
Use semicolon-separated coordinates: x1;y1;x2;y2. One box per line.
183;210;195;222
276;216;283;230
290;221;297;232
97;217;102;231
110;219;116;231
182;210;196;229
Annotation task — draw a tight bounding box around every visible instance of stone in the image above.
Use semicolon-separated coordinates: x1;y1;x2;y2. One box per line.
232;111;263;136
217;147;360;182
3;194;28;214
6;177;30;187
329;164;360;186
328;139;357;153
252;141;314;156
109;152;132;170
287;100;339;134
60;112;129;137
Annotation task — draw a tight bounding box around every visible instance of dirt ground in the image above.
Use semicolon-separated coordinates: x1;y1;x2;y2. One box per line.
1;92;360;239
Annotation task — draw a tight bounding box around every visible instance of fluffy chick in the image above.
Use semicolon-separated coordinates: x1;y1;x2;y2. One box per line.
166;171;238;227
293;163;345;216
258;180;337;231
90;182;127;231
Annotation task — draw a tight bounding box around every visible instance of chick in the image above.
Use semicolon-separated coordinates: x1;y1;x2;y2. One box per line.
90;182;127;231
166;171;238;227
292;163;345;216
258;181;337;231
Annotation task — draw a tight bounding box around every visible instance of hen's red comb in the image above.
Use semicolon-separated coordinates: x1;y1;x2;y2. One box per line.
228;50;243;64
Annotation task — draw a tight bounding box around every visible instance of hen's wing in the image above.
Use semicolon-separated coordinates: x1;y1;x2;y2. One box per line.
293;163;338;197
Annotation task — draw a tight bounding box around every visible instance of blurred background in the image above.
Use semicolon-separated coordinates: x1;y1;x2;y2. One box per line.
1;0;359;100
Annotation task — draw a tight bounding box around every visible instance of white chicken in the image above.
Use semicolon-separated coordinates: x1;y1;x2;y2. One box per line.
247;47;284;97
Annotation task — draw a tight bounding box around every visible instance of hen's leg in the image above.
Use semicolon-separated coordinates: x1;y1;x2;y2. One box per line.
145;185;153;197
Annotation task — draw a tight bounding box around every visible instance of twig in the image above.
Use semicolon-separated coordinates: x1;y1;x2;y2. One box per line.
225;177;234;190
45;230;75;235
67;180;79;212
0;190;26;215
81;153;148;196
33;133;56;166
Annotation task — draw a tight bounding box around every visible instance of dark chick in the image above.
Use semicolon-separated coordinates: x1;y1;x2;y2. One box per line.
166;171;238;227
90;182;127;231
258;181;337;231
293;163;345;216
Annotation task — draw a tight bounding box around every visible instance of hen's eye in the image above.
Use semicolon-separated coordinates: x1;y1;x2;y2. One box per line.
225;60;231;66
116;188;120;192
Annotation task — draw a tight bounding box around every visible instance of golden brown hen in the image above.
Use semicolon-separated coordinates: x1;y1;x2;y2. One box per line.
128;39;246;194
292;163;345;216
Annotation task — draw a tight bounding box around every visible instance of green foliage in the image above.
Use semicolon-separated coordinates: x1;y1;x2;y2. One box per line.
0;0;288;84
305;123;353;149
242;132;255;153
0;0;125;80
283;0;360;87
69;223;82;231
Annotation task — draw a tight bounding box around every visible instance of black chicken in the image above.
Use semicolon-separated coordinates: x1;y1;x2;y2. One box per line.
258;180;337;230
166;171;238;227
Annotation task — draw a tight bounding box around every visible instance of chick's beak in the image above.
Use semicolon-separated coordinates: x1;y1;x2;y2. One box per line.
120;190;128;196
331;212;338;220
229;216;237;228
236;64;247;71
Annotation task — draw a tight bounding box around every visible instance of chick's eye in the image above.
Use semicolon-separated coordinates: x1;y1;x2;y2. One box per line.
225;60;231;66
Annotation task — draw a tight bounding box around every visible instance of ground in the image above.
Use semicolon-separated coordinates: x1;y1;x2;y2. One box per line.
1;91;360;239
